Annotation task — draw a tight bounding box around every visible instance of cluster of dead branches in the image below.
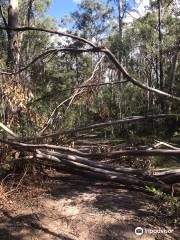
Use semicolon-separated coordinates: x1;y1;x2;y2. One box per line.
0;136;180;196
0;114;180;195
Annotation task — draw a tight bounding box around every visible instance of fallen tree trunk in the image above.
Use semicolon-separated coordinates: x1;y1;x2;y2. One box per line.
154;169;180;184
12;114;179;141
35;158;147;192
35;151;171;193
37;149;150;176
1;140;180;158
89;149;180;158
1;139;179;195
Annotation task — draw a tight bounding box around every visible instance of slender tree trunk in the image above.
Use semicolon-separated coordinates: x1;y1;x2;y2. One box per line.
167;44;179;112
158;0;164;112
27;0;34;27
168;48;179;94
7;0;19;69
118;0;123;68
117;0;123;118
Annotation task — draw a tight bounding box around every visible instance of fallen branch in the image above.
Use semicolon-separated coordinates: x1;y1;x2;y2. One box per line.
15;114;179;141
35;151;171;193
150;141;180;150
154;169;180;184
37;149;149;176
0;122;18;138
102;47;180;102
1;137;180;159
1;138;179;194
0;47;98;75
89;149;180;158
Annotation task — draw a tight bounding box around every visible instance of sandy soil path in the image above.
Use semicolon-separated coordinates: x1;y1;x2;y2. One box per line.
0;173;179;240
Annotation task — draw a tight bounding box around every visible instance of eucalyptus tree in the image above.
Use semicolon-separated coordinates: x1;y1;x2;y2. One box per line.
0;0;58;133
68;0;113;42
121;0;180;113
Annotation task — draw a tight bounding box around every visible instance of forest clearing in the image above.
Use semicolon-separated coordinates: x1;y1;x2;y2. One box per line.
0;0;180;239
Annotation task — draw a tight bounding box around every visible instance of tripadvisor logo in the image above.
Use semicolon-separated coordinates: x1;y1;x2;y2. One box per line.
135;227;144;236
135;227;174;236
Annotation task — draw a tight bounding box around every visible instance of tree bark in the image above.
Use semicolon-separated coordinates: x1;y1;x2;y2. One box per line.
158;0;164;112
7;0;19;69
36;151;172;193
154;169;180;184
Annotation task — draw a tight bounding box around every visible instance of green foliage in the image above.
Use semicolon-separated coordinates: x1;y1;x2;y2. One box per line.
146;186;179;219
152;156;180;169
0;0;179;140
62;0;113;41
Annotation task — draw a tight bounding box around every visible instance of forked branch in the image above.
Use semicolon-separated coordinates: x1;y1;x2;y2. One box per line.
0;26;179;102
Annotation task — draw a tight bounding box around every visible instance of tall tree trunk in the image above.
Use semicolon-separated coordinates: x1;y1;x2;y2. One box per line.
7;0;19;69
168;46;179;94
27;0;34;27
167;43;179;112
117;0;123;68
158;0;164;112
117;0;123;118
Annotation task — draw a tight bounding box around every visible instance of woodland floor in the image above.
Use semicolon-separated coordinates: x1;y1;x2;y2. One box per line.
0;170;179;240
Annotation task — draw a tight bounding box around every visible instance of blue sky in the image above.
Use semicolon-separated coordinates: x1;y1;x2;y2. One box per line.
46;0;79;22
46;0;144;23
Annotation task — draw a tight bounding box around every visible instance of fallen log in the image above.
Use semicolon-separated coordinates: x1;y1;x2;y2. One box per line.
13;114;179;141
36;151;171;193
89;149;180;158
154;169;180;184
37;149;149;176
1;140;180;158
35;158;147;192
1;139;179;195
148;141;180;150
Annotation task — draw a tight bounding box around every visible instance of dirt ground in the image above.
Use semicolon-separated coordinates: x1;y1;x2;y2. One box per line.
0;172;179;240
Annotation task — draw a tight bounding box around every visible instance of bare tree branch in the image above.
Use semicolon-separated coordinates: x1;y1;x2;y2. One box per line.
9;114;179;142
0;47;99;75
39;55;105;134
0;26;179;101
102;47;180;102
30;80;128;105
0;122;18;138
0;26;97;47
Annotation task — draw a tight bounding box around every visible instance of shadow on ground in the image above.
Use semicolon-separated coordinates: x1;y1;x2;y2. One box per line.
0;173;178;240
46;174;156;217
0;209;73;240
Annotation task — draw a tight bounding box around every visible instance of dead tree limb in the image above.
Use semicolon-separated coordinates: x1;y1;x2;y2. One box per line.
0;48;98;75
15;114;179;141
1;137;180;159
0;122;18;138
37;149;149;176
102;47;180;102
30;80;128;105
0;26;179;101
39;55;105;135
148;141;180;150
35;151;171;193
154;169;180;184
89;149;180;158
1;139;179;194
